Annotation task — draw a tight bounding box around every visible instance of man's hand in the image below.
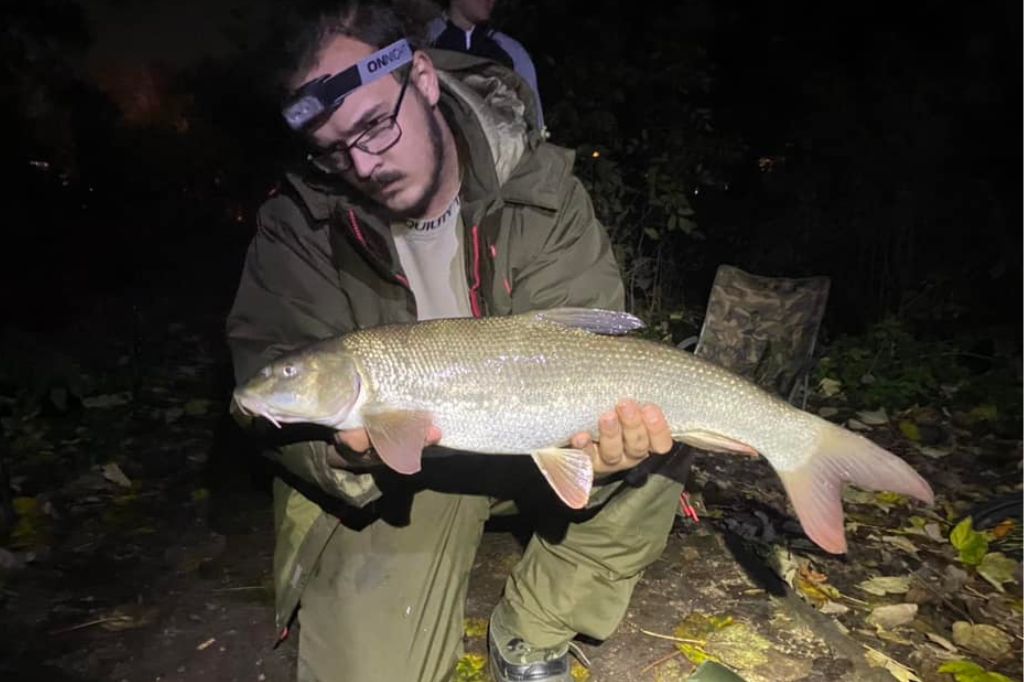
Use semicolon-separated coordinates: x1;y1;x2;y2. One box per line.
569;400;674;477
328;426;442;469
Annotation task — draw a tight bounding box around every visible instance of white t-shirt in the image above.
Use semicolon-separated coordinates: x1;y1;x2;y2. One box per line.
390;194;473;321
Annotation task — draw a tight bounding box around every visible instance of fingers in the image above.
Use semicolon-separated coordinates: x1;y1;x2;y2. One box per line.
426;425;443;445
597;410;624;466
615;400;649;460
641;403;674;454
580;401;674;478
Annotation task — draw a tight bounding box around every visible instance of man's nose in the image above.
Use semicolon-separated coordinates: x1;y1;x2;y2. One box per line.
348;147;380;180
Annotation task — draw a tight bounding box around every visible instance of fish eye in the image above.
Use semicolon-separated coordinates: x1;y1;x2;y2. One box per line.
282;364;298;378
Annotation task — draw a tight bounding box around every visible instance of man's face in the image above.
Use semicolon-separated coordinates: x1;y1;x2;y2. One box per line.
452;0;495;25
299;35;444;219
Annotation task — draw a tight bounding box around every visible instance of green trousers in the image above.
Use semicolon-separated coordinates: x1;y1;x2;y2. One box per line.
291;460;685;682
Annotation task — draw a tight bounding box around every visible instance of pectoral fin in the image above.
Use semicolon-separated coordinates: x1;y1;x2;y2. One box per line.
363;407;433;475
677;430;759;457
530;448;593;509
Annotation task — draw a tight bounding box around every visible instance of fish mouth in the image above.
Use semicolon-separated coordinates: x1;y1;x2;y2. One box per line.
233;392;317;429
233;391;348;429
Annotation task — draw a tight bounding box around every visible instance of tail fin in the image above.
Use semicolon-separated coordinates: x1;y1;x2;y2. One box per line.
776;422;934;554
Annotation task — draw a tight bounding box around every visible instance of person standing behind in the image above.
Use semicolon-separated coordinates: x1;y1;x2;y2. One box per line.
426;0;545;131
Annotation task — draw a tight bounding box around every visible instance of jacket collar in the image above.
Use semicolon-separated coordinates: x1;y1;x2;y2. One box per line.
285;48;554;225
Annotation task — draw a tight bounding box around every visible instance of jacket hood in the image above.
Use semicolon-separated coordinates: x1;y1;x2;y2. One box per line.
283;48;550;223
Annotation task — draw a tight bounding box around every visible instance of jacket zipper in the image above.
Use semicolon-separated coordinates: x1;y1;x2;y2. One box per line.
347;209;411;289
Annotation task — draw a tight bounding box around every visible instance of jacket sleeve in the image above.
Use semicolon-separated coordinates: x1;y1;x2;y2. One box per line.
226;193;382;508
510;174;626;313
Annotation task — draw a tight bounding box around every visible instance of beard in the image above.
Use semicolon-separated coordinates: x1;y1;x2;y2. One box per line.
387;99;446;220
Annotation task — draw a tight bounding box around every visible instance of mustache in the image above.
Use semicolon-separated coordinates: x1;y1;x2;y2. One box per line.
371;171;403;188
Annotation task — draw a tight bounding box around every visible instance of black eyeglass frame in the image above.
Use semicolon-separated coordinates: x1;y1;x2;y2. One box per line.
305;66;413;174
305;66;412;174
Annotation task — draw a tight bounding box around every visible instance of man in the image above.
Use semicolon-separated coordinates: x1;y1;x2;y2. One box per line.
226;2;686;680
425;0;545;130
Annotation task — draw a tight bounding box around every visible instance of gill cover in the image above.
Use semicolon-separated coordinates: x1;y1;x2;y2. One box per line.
235;344;361;428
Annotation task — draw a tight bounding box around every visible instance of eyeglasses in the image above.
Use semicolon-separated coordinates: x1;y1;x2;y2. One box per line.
307;68;411;174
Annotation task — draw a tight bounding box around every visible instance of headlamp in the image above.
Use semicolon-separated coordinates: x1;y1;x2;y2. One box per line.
282;38;413;132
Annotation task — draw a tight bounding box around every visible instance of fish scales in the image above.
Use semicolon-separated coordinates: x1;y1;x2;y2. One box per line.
233;308;933;553
341;316;816;469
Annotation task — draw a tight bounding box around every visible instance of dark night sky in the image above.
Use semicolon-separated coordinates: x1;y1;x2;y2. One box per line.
78;0;273;74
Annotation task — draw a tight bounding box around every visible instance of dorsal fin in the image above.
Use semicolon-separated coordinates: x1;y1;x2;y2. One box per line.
532;308;645;335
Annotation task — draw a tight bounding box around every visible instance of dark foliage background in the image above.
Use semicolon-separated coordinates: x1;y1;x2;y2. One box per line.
2;0;1020;399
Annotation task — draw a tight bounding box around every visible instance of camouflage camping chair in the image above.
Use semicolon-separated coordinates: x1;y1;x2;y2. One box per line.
681;264;831;406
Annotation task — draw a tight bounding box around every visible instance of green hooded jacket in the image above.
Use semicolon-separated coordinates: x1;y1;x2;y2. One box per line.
225;49;626;631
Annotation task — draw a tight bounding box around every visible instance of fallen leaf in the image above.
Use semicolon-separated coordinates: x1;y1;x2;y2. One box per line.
942;565;970;592
795;573;841;606
877;628;915;645
866;603;918;630
844;489;903;512
673;613;733;666
856;408;890;426
938;659;1014;682
881;535;921;557
703;621;771;671
769;546;799;588
898;420;922;442
453;654;487;682
463;617;488;639
846;418;870;431
843;489;878;506
903;516;947;543
818;378;842;398
101;462;132;488
990;519;1016;541
569;660;591;681
863;646;921;682
857;576;912;596
925;632;958;654
950;518;989;566
976;552;1019;593
951;621;1012;660
917;445;953;459
819;600;850;615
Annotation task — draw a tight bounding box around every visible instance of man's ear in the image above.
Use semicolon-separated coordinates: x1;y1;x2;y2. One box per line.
410;51;440;106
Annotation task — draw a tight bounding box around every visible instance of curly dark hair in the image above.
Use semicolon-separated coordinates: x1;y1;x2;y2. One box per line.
272;0;441;92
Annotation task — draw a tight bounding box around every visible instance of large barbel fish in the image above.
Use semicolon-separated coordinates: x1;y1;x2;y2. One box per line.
233;308;933;553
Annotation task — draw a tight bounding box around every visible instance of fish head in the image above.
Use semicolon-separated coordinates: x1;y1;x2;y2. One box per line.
233;347;360;429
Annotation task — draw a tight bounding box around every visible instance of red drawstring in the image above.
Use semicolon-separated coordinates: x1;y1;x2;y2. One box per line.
347;209;369;249
679;492;700;523
349;209;409;290
469;224;482;318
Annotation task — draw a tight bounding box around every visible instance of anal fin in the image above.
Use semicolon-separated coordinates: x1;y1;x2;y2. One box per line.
531;448;593;509
677;430;759;457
